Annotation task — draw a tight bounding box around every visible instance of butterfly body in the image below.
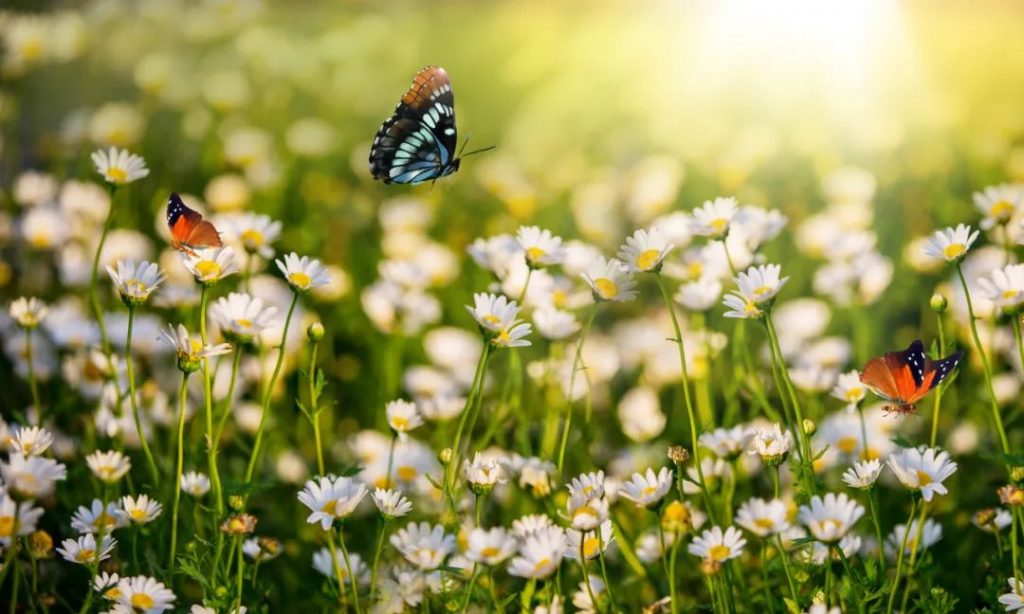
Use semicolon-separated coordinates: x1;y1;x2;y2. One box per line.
166;193;222;256
370;65;462;185
860;340;962;414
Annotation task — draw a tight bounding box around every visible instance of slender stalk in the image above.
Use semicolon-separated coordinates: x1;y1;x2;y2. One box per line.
597;529;618;611
79;485;110;614
245;292;300;482
124;307;159;484
866;489;886;569
765;314;816;495
368;517;389;602
88;189;117;356
824;547;833;606
233;536;245;613
1013;506;1023;588
899;505;930;612
460;565;481;613
169;373;190;570
557;303;598;474
955;264;1010;453
668;533;681;614
886;498;918;614
308;339;325;474
578;535;598;613
446;344;491;501
775;534;798;603
211;349;243;475
930;313;947;447
335;528;362;613
24;329;41;416
198;287;224;514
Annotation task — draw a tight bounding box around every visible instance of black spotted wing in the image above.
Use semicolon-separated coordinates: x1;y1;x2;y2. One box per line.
369;66;460;185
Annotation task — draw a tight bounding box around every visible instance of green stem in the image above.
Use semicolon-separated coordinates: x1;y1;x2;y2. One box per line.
598;529;618;612
886;498;918;614
335;528;362;613
867;489;886;569
308;339;324;475
557;303;598;474
955;263;1010;453
579;535;598;613
929;313;947;447
169;373;190;571
88;189;116;356
775;534;798;604
211;349;243;480
125;307;160;485
24;329;41;416
765;314;816;495
368;517;389;602
245;292;300;483
233;536;245;613
446;344;492;503
199;287;223;515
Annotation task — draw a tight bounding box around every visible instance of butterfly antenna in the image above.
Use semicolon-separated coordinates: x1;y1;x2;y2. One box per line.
462;145;496;158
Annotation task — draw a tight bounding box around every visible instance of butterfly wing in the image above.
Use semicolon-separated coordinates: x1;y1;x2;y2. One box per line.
166;193;222;251
861;340;929;404
370;65;458;185
860;354;902;403
921;349;963;392
184;220;223;249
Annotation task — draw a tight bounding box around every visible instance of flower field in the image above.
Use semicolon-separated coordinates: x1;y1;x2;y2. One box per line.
4;1;1024;612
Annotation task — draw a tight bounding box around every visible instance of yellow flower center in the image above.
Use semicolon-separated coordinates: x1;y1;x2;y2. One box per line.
943;244;965;260
0;516;14;537
552;289;567;308
106;167;128;184
583;536;600;558
916;470;933;486
641;485;658;498
76;549;95;563
709;218;729;233
837;437;859;454
687;261;703;280
482;314;501;326
28;232;53;249
533;557;551;572
494;328;512;346
526;247;547;262
374;477;394;489
572;506;598;522
289;271;311;288
236;318;253;329
594;278;618;299
754;518;775;530
844;387;864;402
708;544;731;561
321;500;338;514
818;518;842;534
743;301;761;317
124;279;148;296
1003;290;1019;301
195;260;221;279
390;416;409;430
481;546;501;559
104;587;122;600
129;508;148;521
753;285;773;297
991;200;1015;220
241;229;265;247
636;249;661;271
397;466;418;482
131;593;155;609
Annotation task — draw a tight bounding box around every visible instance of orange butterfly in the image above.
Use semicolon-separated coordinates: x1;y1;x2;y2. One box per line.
166;193;222;256
859;340;962;414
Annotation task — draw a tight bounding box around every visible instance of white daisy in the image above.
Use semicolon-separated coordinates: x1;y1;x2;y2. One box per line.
114;575;176;613
748;424;793;464
85;450;131;483
884;518;943;559
887;447;958;502
973;183;1024;230
831;370;867;407
842;459;883;489
71;499;127;534
0;493;43;546
465;527;517;566
91;147;149;185
722;291;763;320
923;224;979;263
699;425;753;460
582;256;637;302
735;263;789;304
735;498;789;537
491;321;532;349
798;492;865;543
312;548;367;585
106;260;165;307
618;467;673;508
159;323;232;373
675;277;723;311
226;212;282;258
57;533;117;565
691;197;738;239
386;399;423;434
389;522;456;570
180;471;211;497
688;525;746;562
462;452;506;491
977;264;1024;313
371;488;412;519
182;246;239;285
508;526;565;579
9;297;48;329
1000;577;1024;612
209;292;277;344
516;226;566;268
564;520;614;561
533;309;580;340
566;495;610;531
1;453;66;498
297;476;368;530
567;470;606;500
275;252;331;292
11;425;53;456
617;227;673;273
465;293;520;331
119;494;163;525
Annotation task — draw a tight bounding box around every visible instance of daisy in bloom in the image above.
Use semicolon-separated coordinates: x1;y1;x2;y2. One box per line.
390;522;456;570
512;514;554;538
71;499;127;534
676;277;723;311
119;494;163;525
160;324;232;373
887;446;958;502
0;493;44;546
735;498;790;537
748;423;793;465
722;291;763;320
516;225;566;268
884;518;943;559
491;319;532;349
973;183;1024;230
736;263;789;304
297;476;368;530
700;425;753;460
688;525;746;563
462;452;507;493
533;309;580;340
243;536;283;562
114;575;176;613
465;527;518;565
226;212;282;258
85;450;132;483
11;425;53;456
691;197;738;239
276;252;331;292
567;470;606;500
182;246;239;285
312;548;367;584
798;492;865;543
617;227;673;273
467;234;521;278
209;292;278;344
9;297;48;329
106;260;165;307
1000;577;1024;611
976;264;1024;313
371;488;412;519
619;467;673;508
1;453;67;498
573;575;606;614
972;508;1012;533
57;533;117;565
923;224;979;263
567;494;610;531
386;399;423;435
91;147;149;185
564;520;614;561
842;459;883;489
582;256;637;302
508;526;566;579
220;514;258;535
830;370;867;408
466;293;520;332
93;571;120;597
181;471;211;497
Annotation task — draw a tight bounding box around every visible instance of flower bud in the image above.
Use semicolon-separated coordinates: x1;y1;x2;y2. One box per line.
28;530;53;558
802;419;816;436
999;484;1024;507
438;448;453;466
307;322;325;342
973;508;997;527
661;500;692;535
229;495;245;511
667;446;690;465
930;293;948;313
1011;466;1024;485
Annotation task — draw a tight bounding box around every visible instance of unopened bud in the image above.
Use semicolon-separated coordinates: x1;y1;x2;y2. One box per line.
930;293;948;313
802;419;817;436
307;322;325;342
667;446;690;465
229;495;245;511
973;508;997;527
999;484;1024;507
439;448;453;466
1011;466;1024;485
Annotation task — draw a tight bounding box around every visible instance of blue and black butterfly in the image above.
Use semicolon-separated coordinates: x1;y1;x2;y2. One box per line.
369;65;491;185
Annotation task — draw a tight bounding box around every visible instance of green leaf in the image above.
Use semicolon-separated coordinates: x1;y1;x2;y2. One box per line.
891;435;915;448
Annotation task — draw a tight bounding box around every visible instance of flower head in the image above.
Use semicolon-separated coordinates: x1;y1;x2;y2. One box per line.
465;293;520;332
691;197;738;239
676;277;723;311
508;526;565;579
798;492;865;543
9;297;48;329
924;224;979;263
119;495;163;525
748;424;793;465
181;471;211;497
91;147;149;185
688;525;746;564
226;212;282;258
842;459;883;489
887;446;958;502
462;452;507;494
160;324;232;373
276;252;331;292
85;450;132;483
297;475;368;530
517;225;566;268
582;257;637;302
736;264;789;304
11;426;53;456
618;467;673;508
1;453;66;498
533;309;580;340
973;183;1023;230
884;518;942;559
977;264;1024;314
106;260;165;307
831;370;867;407
209;292;277;345
114;575;176;613
57;533;116;565
182;246;239;286
735;498;790;537
700;425;753;460
386;399;423;434
466;527;518;566
390;522;455;570
371;488;412;519
617;227;673;273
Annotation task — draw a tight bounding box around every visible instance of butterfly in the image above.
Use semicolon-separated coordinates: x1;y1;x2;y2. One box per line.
859;339;963;414
166;193;223;256
369;65;492;185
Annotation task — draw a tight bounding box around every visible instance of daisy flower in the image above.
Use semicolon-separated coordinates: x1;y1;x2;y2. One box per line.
831;370;867;407
371;488;412;519
465;293;520;331
85;450;132;483
842;459;883;489
676;277;723;311
1;453;66;498
119;494;163;525
462;452;506;493
1000;577;1024;612
160;324;232;373
276;252;331;292
533;309;580;340
617;227;673;273
884;518;943;559
465;527;518;566
297;476;368;530
567;470;606;500
976;263;1024;313
508;526;565;579
386;399;423;434
688;525;746;563
512;514;554;539
491;321;532;349
181;471;211;497
312;548;367;584
114;575;176;613
516;225;566;268
736;263;789;304
105;260;165;308
243;536;283;562
389;522;455;570
923;224;979;263
618;467;673;508
973;183;1024;230
748;424;793;465
564;521;614;561
57;533;117;565
690;197;738;239
0;493;44;546
209;292;277;344
91;147;149;185
582;256;637;302
798;492;865;543
226;212;282;258
735;498;789;537
573;575;606;613
9;297;48;329
567;495;610;531
182;246;239;285
699;425;753;460
887;446;958;502
71;499;127;534
722;291;763;320
11;425;53;456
